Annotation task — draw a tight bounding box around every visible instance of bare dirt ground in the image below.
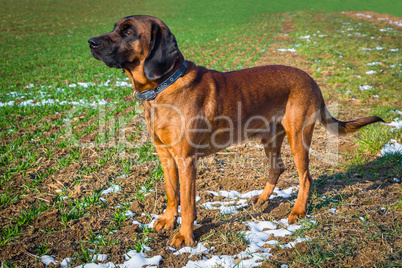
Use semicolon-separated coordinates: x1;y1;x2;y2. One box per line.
343;11;402;31
0;11;401;268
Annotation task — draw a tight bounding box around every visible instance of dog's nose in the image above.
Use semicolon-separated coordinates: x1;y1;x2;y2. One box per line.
88;37;101;48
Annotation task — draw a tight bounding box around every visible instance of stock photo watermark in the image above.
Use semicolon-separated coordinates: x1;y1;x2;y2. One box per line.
61;100;342;168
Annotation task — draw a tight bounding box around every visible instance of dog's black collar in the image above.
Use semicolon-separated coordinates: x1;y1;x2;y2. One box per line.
135;61;187;101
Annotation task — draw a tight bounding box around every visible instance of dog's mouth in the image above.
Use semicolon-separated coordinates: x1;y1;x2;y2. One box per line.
90;50;102;61
90;49;122;68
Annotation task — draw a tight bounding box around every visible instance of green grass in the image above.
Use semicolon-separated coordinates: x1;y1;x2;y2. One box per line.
0;0;401;267
13;201;49;226
283;11;401;163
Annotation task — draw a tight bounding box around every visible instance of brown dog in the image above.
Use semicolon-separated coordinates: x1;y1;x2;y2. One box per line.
89;15;383;247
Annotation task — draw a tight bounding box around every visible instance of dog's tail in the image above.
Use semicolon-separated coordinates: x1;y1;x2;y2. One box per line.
319;103;384;135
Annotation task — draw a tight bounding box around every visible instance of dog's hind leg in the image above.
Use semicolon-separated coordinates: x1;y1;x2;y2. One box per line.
250;124;286;204
282;112;315;224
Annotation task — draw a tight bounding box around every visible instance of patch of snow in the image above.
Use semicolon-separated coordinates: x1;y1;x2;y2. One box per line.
379;139;402;156
359;85;372;90
25;83;35;89
277;48;297;52
101;184;121;195
202;199;248;214
359;216;367;223
329;208;338;215
132;220;141;226
142;214;159;229
184;255;236;268
122;250;162;267
366;70;377;75
90;99;108;107
177;217;200;226
280;237;310;249
214;187;298;200
236;219;307;266
202;187;298;215
77;82;94;88
73;250;162;268
91;254;108;262
40;255;57;266
206;191;219;196
183;218;311;268
6;91;24;97
355;13;372;18
116;81;131;87
366;62;381;66
124;210;135;217
386;118;402;130
60;258;73;267
75;263;114;268
174;242;213;257
0;98;109;108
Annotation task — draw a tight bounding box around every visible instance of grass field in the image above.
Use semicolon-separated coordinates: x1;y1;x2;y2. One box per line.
0;0;401;267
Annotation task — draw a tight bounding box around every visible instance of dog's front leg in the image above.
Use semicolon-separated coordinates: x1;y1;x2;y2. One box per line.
153;147;180;232
171;155;196;247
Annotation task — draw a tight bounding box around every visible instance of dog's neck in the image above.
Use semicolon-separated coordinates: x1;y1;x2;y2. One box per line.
123;57;185;97
123;66;158;94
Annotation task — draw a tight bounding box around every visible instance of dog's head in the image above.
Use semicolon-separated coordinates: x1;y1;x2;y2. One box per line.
88;15;182;81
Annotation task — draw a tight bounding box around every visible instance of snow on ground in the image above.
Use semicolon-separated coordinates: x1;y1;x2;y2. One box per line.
101;184;121;195
352;12;402;27
179;217;312;268
203;187;298;215
366;62;381;66
390;110;402;115
42;249;163;268
0;79;131;108
40;186;309;268
359;85;372;90
277;48;297;53
386;118;402;130
379;139;402;156
173;242;213;257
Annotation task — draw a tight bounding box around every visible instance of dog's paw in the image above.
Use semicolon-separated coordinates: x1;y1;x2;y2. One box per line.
171;230;195;248
153;214;177;233
249;195;268;205
288;210;306;224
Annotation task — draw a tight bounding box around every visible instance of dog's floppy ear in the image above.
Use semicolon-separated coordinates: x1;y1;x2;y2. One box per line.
143;22;180;81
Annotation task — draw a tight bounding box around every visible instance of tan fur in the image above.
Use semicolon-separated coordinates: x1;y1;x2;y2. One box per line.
89;15;383;247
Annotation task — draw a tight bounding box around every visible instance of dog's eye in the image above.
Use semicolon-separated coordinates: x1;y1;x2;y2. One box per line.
125;30;132;36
